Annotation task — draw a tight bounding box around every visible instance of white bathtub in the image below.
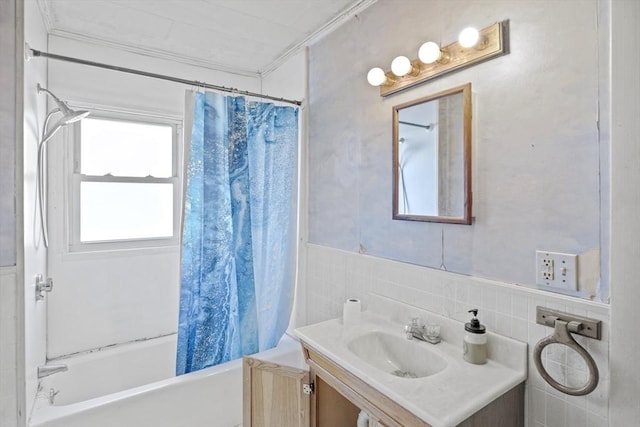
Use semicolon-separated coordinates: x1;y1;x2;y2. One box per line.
29;333;306;427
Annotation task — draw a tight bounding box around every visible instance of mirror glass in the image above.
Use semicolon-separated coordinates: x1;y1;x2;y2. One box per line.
392;83;472;224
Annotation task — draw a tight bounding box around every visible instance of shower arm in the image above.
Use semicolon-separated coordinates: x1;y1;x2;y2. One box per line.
37;84;72;118
38;85;61;104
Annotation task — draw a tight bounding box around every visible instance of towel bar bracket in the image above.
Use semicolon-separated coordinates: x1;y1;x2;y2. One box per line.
536;307;602;340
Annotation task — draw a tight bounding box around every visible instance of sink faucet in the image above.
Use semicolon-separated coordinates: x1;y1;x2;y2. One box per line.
405;318;441;344
37;364;68;379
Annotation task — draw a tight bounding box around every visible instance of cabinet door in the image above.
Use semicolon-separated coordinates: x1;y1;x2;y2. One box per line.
243;357;311;427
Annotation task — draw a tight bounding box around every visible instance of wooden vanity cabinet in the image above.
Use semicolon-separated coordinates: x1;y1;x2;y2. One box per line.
243;342;524;427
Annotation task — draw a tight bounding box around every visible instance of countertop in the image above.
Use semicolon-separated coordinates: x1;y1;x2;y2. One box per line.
294;311;527;427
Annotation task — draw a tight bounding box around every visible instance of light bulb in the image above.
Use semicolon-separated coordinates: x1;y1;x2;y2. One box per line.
367;67;387;87
391;56;412;77
418;41;442;64
458;27;480;48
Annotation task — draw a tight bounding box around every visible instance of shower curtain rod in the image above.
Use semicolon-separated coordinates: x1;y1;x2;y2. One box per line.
28;48;303;106
398;120;434;130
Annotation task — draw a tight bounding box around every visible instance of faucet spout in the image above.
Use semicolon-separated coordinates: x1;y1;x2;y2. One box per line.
37;364;68;379
404;318;442;344
406;325;430;341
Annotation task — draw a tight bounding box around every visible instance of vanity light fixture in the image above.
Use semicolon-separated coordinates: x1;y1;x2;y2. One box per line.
458;27;483;49
367;20;509;97
418;41;449;64
391;55;419;77
367;67;396;87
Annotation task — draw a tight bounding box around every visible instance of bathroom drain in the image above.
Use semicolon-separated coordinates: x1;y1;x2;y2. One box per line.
392;370;417;378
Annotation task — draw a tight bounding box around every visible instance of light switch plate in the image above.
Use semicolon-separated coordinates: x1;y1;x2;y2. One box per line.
536;250;578;291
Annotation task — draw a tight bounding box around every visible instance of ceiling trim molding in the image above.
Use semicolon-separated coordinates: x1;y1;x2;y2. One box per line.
36;0;54;32
261;0;378;76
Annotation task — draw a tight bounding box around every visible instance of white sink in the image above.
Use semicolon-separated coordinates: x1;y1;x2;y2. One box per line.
347;331;447;378
294;309;527;427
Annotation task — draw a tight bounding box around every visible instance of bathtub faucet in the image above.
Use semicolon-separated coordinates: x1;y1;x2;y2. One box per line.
49;388;60;405
38;364;68;379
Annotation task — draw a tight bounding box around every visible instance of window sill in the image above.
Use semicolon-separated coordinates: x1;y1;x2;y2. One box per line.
62;242;180;261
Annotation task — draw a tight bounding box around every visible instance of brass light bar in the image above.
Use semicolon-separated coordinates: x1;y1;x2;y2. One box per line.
379;21;509;97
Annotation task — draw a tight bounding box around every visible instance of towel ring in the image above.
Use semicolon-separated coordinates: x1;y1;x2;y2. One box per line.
533;319;599;396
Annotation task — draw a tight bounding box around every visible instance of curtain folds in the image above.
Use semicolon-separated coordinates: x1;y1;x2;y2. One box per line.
177;91;298;375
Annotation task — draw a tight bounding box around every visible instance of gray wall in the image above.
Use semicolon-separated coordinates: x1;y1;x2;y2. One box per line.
308;0;609;302
0;0;17;267
0;1;22;426
609;0;640;425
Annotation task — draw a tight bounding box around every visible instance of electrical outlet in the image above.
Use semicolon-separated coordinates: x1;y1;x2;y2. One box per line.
536;251;578;292
540;257;554;280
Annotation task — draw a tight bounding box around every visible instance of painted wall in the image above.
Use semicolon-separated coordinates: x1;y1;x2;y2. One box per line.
23;0;49;421
307;0;609;302
2;0;49;424
45;36;262;357
304;0;615;426
0;0;17;268
0;2;19;423
1;13;21;427
0;271;19;424
609;0;640;425
261;49;307;103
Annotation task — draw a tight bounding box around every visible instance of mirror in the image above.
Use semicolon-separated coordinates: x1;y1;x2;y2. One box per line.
392;83;472;224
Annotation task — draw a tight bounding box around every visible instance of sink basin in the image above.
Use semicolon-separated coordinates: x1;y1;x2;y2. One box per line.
347;331;448;378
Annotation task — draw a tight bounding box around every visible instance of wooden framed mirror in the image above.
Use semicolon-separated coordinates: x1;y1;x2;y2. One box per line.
392;83;472;224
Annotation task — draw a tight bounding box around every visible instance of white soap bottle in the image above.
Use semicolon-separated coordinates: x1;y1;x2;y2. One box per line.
463;309;487;364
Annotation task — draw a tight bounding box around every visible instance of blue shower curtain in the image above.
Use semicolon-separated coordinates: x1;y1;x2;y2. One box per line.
176;91;298;375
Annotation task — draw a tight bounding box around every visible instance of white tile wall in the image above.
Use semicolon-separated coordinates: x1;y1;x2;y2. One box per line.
304;244;610;427
0;268;18;427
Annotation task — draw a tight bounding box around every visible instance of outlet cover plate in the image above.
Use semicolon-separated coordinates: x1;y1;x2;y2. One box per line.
536;250;578;291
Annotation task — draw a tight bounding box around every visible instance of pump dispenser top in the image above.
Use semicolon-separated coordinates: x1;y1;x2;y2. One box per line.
465;309;486;334
463;308;487;364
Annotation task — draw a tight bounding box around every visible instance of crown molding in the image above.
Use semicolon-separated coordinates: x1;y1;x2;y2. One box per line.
261;0;378;76
36;0;54;32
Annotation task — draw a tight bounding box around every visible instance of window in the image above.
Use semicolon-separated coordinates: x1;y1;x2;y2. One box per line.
70;114;181;251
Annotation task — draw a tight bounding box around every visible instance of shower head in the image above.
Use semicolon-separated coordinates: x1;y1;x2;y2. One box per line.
37;84;90;143
36;84;90;248
57;108;90;125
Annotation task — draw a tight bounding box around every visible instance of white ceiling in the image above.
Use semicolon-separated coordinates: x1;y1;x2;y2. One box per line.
37;0;372;76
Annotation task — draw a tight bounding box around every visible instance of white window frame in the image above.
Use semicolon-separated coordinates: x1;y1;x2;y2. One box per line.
67;109;183;252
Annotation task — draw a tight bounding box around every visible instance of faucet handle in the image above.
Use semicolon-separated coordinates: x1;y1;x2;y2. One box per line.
404;324;414;340
409;317;423;327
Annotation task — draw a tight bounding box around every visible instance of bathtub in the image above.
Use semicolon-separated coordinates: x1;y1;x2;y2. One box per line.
29;333;306;427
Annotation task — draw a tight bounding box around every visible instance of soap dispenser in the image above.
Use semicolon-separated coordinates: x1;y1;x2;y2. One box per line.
463;309;487;364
